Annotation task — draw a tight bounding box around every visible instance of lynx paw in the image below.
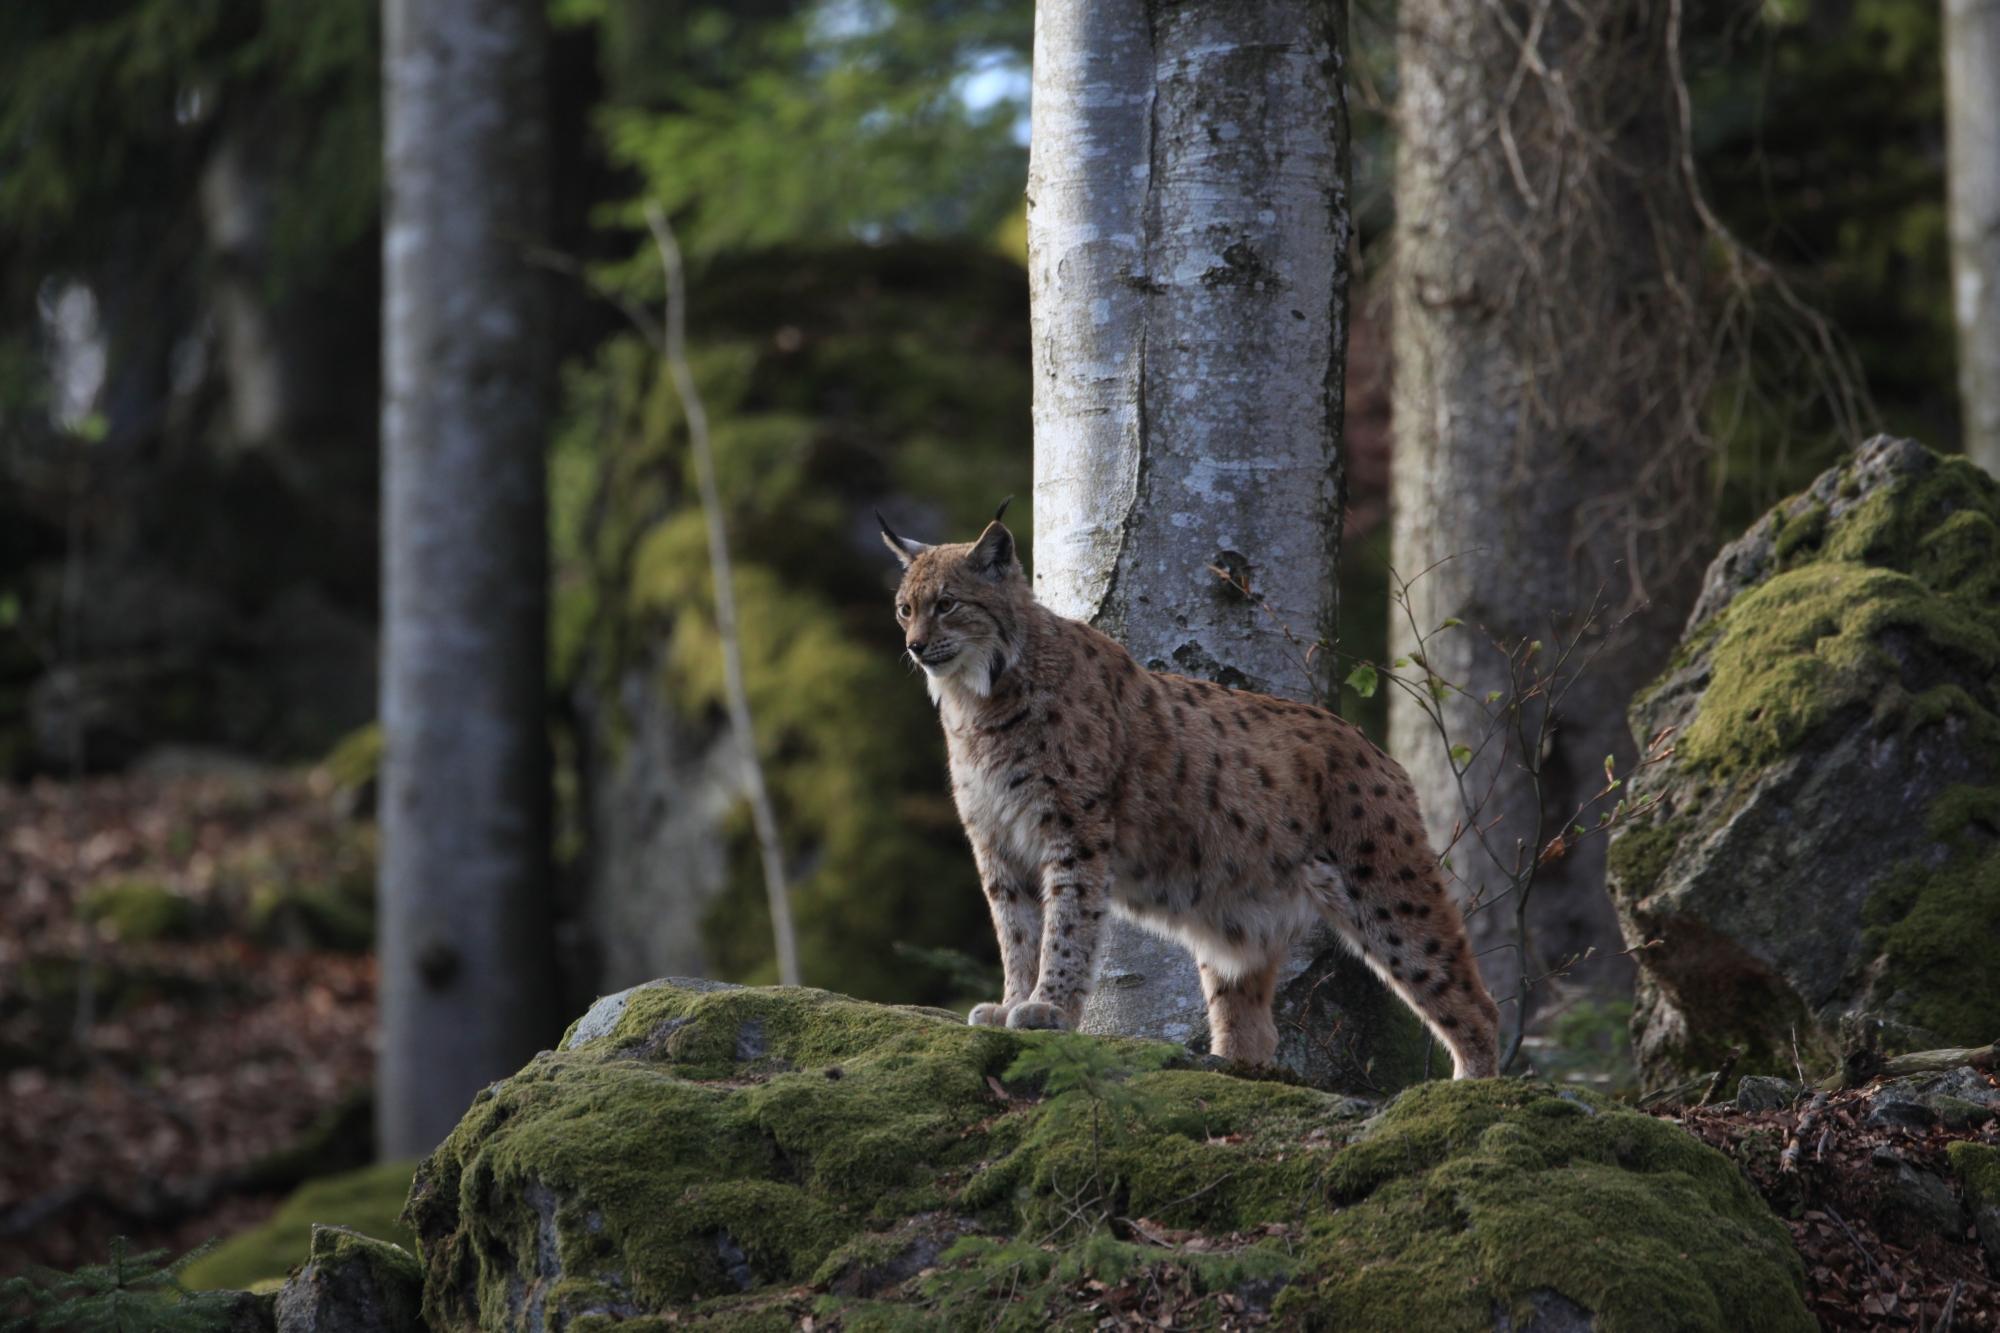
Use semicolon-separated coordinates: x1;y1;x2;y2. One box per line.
967;1002;1013;1027
1004;1000;1068;1031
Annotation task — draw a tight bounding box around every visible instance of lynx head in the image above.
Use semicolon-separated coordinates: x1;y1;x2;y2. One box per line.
879;500;1028;699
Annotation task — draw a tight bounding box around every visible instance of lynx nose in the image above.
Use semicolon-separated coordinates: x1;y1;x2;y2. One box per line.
907;639;928;659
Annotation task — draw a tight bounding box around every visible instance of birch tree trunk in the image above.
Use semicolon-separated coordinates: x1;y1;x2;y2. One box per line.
378;0;557;1157
1390;1;1705;1019
1029;0;1413;1089
1947;0;2000;478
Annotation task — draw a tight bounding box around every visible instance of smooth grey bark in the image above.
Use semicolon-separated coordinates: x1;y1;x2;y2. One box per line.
1389;2;1704;1016
1947;0;2000;477
378;0;556;1157
1028;0;1363;1075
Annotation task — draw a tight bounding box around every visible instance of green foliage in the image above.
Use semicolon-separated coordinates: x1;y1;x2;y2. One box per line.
1002;1030;1177;1103
0;1;379;285
1693;0;1954;523
586;0;1029;264
2;1237;256;1333
181;1159;419;1292
555;243;1030;1000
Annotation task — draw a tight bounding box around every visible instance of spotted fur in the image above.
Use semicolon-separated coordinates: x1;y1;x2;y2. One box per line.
882;514;1501;1078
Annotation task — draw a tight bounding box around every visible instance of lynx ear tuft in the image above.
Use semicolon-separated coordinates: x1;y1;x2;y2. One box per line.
877;510;932;569
969;518;1017;580
993;496;1013;524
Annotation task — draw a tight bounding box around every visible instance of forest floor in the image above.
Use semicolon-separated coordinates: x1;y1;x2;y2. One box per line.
0;768;377;1276
1666;1089;1998;1331
0;769;1995;1330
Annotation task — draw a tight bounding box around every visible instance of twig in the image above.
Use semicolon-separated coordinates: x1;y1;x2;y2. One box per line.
1694;1047;1742;1109
1779;1093;1827;1175
1825;1205;1895;1287
1939;1279;1962;1333
644;202;801;988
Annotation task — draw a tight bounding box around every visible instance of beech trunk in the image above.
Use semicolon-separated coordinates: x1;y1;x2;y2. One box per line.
378;0;557;1157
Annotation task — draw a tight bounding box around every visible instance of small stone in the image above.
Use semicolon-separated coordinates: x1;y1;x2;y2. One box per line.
1733;1076;1804;1113
274;1225;423;1333
1866;1149;1963;1248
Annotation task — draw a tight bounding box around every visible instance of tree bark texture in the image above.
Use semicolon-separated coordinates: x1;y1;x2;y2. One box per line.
1947;0;2000;477
1390;0;1705;1013
379;0;557;1157
1027;0;1369;1076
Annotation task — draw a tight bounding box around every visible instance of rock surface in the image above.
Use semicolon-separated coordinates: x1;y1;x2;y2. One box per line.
272;1225;423;1333
404;980;1811;1330
1609;437;2000;1088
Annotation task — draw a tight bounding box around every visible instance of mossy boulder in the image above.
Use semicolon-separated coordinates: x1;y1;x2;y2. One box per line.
272;1225;423;1333
404;980;1809;1330
1609;437;2000;1088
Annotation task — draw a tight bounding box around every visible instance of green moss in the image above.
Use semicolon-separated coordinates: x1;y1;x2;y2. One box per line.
78;879;195;942
247;877;374;952
1675;454;2000;778
182;1160;418;1292
1771;500;1828;565
411;984;1810;1331
1862;785;2000;1043
1284;1081;1812;1331
1948;1142;2000;1209
300;1226;423;1327
321;722;382;795
1606;818;1686;901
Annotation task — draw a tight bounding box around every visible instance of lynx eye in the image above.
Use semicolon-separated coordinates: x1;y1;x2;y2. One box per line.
935;597;957;615
896;601;912;620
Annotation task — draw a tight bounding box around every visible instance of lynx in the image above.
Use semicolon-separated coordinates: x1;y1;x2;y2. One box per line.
881;508;1501;1079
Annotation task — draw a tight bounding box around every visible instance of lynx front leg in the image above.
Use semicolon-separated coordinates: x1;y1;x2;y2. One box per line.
1007;856;1109;1031
968;841;1040;1028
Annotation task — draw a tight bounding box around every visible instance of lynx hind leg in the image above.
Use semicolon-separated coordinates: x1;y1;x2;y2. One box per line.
1197;946;1284;1067
1305;858;1501;1079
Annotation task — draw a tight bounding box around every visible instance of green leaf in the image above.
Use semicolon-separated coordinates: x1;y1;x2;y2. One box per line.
1439;617;1463;630
1391;657;1408;669
1485;689;1503;704
1449;744;1472;767
1427;676;1449;703
1344;663;1378;699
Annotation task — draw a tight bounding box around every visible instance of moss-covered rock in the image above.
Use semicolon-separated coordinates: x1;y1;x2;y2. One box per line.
405;980;1810;1330
1948;1141;2000;1268
1609;437;2000;1088
272;1225;423;1333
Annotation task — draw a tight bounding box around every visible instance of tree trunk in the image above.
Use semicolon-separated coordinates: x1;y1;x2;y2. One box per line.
1947;0;2000;477
1029;0;1397;1085
1389;2;1704;1021
378;0;557;1157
